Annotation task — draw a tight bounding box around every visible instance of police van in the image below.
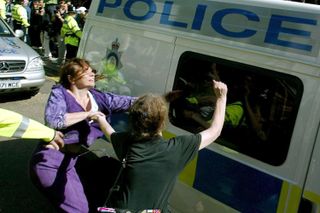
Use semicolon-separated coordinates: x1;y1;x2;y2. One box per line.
78;0;320;212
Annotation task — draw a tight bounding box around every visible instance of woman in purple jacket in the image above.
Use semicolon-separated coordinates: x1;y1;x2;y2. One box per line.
29;58;136;213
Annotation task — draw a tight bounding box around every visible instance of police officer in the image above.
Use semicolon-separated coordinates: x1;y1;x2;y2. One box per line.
5;0;14;27
0;108;64;150
61;4;82;60
12;0;29;40
0;0;6;20
43;0;57;20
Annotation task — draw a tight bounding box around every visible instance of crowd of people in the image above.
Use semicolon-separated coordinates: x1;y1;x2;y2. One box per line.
0;0;90;64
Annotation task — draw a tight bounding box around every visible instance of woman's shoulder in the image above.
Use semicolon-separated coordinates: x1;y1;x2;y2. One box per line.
169;134;201;144
50;84;68;96
51;84;63;90
50;84;64;92
90;88;118;100
112;132;130;140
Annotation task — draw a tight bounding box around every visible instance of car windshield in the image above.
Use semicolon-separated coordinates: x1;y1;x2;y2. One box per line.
0;20;13;37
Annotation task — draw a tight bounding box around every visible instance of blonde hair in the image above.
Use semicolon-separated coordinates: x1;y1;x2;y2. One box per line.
129;94;168;140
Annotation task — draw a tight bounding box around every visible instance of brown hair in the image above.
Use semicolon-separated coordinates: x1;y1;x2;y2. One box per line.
59;58;91;88
129;94;168;140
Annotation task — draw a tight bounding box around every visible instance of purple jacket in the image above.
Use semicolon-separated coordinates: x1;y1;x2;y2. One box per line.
45;84;135;146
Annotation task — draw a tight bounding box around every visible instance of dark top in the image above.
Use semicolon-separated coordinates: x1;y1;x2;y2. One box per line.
110;132;201;212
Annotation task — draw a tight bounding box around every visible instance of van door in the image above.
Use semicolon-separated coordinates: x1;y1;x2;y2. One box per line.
164;37;320;213
303;105;320;211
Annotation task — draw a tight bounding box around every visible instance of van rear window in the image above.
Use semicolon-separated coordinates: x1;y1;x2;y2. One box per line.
169;51;303;166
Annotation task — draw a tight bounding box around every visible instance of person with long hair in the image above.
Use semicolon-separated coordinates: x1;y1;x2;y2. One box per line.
93;80;227;212
29;58;136;213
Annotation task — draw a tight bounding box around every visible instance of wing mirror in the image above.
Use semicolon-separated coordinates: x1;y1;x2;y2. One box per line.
14;29;24;38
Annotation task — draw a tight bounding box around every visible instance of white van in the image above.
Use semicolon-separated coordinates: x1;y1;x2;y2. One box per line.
78;0;320;212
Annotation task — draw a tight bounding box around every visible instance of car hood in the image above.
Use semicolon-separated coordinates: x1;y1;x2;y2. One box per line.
0;37;39;59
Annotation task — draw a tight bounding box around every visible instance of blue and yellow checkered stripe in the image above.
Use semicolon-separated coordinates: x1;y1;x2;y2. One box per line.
163;131;320;213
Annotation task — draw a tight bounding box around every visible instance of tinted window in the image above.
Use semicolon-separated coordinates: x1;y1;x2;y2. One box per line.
168;52;303;166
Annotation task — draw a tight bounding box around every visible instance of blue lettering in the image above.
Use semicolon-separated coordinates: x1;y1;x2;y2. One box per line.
124;0;156;21
98;0;121;13
265;15;316;51
0;49;17;54
96;0;318;54
212;8;259;38
192;4;207;30
160;1;187;28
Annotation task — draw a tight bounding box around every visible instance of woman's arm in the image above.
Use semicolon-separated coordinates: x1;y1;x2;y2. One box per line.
45;88;68;129
199;80;227;150
46;87;106;128
91;114;115;141
64;111;105;127
104;92;137;112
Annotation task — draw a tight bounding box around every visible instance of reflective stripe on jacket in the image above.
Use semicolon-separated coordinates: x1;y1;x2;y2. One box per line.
0;0;6;20
12;4;29;27
61;15;82;46
0;108;55;142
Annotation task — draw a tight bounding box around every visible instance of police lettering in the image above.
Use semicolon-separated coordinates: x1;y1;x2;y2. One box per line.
0;49;17;54
98;0;317;52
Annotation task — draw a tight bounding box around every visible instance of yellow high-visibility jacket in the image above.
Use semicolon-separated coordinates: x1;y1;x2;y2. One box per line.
12;4;29;27
204;101;244;128
61;15;82;47
0;108;55;142
0;0;6;20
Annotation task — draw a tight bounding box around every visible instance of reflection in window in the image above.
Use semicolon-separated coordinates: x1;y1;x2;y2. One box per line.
168;52;303;166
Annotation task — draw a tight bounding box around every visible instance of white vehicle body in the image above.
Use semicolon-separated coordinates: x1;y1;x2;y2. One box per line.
0;18;45;96
79;0;320;212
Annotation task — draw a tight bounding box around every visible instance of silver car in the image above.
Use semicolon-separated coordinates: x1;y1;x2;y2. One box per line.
0;18;45;96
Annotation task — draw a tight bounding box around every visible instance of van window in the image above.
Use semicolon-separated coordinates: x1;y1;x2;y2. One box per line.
168;51;303;166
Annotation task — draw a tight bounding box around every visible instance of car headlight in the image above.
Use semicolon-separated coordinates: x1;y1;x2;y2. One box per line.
26;57;44;72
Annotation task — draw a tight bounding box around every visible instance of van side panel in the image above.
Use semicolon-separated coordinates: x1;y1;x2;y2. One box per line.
80;23;175;96
80;0;320;212
303;88;320;210
96;0;320;63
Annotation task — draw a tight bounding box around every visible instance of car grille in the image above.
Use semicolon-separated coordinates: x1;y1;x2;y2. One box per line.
0;60;26;73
